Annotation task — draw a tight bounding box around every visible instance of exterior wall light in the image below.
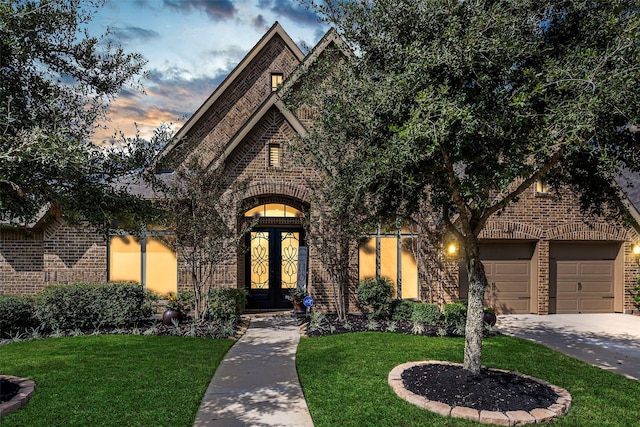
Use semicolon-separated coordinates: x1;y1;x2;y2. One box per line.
633;244;640;256
447;243;458;256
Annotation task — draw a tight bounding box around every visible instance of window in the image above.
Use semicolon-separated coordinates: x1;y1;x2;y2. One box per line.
109;234;177;295
244;203;304;218
271;73;283;92
536;177;549;194
269;143;280;167
358;226;418;299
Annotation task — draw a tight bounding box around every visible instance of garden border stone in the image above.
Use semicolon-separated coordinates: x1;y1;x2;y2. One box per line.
0;375;35;419
388;361;571;426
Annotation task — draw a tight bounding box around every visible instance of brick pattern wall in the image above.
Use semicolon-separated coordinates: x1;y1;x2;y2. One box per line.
473;186;639;314
4;30;639;317
168;35;301;170
0;229;44;295
1;219;107;296
43;219;107;286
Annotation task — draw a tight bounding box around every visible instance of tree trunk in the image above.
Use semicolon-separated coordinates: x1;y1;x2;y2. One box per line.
463;243;488;375
335;234;349;321
192;268;201;320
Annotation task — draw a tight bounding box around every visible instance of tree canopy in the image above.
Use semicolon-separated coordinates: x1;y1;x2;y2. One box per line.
0;0;150;231
297;0;640;373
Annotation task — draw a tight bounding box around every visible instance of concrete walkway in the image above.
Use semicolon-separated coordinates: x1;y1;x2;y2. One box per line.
498;313;640;381
193;315;313;427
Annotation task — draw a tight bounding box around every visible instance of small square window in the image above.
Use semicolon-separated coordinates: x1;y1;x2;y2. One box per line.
269;144;280;167
271;73;283;92
536;177;549;194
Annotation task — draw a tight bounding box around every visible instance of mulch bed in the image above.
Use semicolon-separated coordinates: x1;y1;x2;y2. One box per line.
0;319;245;345
304;313;561;413
298;314;499;337
402;363;558;412
304;313;487;337
0;378;20;403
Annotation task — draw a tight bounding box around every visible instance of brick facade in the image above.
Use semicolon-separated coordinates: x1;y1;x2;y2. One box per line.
473;186;640;314
2;23;639;315
1;219;107;295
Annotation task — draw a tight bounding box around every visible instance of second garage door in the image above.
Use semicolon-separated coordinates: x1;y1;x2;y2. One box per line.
549;242;619;314
553;260;615;313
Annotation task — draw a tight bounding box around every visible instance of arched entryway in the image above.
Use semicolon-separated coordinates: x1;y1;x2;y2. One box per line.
242;199;307;309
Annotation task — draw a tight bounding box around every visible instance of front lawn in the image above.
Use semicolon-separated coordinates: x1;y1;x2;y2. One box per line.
297;333;640;426
0;335;233;426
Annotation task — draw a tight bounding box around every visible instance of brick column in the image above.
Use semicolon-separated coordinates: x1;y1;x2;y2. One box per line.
537;239;550;314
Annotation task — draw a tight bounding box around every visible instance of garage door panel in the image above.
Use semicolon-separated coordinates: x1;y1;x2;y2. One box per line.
581;280;613;294
494;281;530;294
484;260;530;314
496;298;530;313
579;262;613;276
556;263;579;276
580;298;614;313
554;260;614;313
494;263;529;276
556;299;579;313
556;280;579;294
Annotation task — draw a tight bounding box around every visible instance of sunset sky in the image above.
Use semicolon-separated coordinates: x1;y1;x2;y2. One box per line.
89;0;328;144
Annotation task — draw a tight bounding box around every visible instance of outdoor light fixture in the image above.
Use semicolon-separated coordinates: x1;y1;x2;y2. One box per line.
632;244;640;266
447;243;458;256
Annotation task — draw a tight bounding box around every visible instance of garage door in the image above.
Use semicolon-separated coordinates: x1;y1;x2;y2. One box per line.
459;242;535;314
549;242;620;314
554;260;614;313
484;261;531;314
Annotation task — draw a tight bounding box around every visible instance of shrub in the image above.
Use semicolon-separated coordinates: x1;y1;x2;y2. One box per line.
390;299;415;321
34;282;151;330
444;301;467;327
357;278;393;320
410;303;442;325
208;288;247;321
166;291;193;314
0;294;36;335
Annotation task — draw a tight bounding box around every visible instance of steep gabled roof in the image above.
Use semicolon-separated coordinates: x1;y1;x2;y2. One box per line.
156;21;305;162
207;27;347;170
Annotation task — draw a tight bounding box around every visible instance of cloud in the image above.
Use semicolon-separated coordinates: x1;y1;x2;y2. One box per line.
109;26;160;42
93;67;227;144
163;0;237;22
257;0;320;26
251;14;268;32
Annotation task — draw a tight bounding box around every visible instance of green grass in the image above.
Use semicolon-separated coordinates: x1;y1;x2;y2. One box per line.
0;335;233;427
297;333;640;426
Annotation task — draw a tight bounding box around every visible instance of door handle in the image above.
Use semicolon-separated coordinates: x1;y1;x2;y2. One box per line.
578;282;582;291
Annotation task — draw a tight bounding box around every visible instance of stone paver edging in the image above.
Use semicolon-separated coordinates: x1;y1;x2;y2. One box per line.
388;361;571;426
0;375;36;419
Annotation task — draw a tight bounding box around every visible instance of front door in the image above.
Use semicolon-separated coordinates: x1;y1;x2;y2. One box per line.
245;228;304;309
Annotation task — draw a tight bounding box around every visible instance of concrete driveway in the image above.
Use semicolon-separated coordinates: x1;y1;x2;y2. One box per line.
497;314;640;381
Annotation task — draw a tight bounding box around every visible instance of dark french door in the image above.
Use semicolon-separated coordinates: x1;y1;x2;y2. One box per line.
245;228;304;309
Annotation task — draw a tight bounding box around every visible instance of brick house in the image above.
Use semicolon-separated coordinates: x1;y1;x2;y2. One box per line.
2;23;640;315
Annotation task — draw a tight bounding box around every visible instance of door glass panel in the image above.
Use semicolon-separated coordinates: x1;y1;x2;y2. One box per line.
281;231;299;289
250;231;270;289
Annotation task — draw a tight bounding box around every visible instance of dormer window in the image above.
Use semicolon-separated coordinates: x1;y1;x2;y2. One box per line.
271;73;283;92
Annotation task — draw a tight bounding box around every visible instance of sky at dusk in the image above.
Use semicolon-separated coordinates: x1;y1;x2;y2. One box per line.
88;0;328;144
